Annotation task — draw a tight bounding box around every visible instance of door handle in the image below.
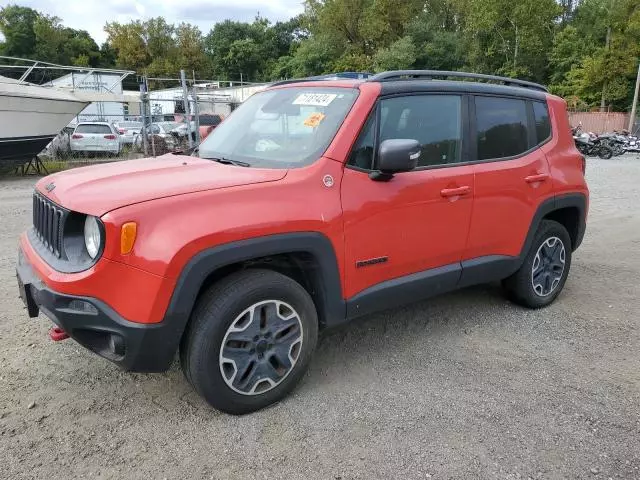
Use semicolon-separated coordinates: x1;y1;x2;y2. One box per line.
440;186;471;198
525;173;549;184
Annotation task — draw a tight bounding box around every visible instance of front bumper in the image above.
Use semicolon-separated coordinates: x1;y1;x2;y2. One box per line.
16;248;176;372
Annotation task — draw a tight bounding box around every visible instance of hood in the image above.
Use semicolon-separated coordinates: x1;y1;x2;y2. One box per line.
37;154;287;216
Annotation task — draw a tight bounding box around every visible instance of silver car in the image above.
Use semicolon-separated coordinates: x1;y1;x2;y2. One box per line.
133;122;183;150
114;121;143;145
70;122;121;155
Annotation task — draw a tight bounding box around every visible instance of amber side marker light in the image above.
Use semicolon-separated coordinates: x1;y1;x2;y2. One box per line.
120;222;137;255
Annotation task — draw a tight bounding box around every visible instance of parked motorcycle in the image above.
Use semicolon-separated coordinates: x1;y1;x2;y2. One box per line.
572;126;613;159
598;133;626;156
619;131;640;153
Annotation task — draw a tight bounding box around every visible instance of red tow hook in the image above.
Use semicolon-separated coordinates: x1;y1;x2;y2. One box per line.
49;326;69;342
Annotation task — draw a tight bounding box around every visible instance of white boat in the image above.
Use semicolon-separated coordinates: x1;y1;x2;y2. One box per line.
0;57;137;166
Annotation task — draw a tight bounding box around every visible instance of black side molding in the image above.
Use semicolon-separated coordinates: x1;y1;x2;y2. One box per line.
458;255;520;289
346;263;461;320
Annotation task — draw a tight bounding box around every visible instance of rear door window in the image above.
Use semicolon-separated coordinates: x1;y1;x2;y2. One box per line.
475;97;529;160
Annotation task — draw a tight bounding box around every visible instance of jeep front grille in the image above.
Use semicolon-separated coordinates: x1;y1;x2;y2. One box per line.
32;192;67;258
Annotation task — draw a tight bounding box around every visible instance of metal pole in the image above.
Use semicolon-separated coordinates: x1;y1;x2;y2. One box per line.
180;70;194;148
140;77;149;157
628;59;640;132
192;71;201;147
192;87;201;146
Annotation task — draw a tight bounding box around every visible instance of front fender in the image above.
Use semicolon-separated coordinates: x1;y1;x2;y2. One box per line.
165;232;346;329
146;232;346;369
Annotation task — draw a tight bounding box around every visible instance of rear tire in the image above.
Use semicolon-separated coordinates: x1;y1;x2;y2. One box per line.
503;220;572;309
180;269;318;415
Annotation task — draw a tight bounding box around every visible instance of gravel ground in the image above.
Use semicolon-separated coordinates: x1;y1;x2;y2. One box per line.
1;156;639;479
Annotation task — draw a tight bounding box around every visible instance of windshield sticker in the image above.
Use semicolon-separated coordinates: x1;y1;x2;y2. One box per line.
293;93;337;107
303;112;326;127
256;139;282;152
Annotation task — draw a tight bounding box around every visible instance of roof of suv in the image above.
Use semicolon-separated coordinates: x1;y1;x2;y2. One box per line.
272;70;549;101
377;80;548;101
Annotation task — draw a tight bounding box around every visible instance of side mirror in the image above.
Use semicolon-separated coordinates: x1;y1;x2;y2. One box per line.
370;139;420;181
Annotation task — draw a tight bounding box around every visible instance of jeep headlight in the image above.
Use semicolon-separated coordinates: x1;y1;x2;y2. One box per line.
84;215;102;259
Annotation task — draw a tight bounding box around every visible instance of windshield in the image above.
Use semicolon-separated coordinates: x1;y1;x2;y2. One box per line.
199;87;358;168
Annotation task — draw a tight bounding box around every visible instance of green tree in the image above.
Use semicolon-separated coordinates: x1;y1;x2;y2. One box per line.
98;42;117;68
0;5;38;58
287;35;342;77
175;23;210;77
225;38;261;81
104;21;148;70
373;36;417;72
405;7;467;71
1;5;103;67
461;0;561;81
33;16;101;67
552;0;640;109
548;26;587;99
204;20;254;79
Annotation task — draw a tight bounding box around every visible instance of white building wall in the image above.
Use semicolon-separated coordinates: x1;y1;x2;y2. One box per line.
50;72;125;123
147;83;269;118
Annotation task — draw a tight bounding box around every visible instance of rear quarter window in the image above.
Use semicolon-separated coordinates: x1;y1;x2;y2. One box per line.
533;101;552;144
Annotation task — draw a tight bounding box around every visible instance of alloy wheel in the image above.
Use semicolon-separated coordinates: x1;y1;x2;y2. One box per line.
219;300;303;395
531;236;566;297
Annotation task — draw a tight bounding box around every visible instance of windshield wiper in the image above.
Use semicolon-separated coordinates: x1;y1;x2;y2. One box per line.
209;157;250;167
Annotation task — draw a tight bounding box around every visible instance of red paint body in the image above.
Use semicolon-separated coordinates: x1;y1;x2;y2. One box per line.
22;80;587;324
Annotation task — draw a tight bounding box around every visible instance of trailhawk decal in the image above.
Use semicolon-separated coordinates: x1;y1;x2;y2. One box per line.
356;256;389;268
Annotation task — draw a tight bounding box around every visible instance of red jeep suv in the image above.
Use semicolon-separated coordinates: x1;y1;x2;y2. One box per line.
17;71;588;414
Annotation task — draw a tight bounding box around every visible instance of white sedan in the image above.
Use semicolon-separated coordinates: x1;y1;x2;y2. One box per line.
70;122;121;155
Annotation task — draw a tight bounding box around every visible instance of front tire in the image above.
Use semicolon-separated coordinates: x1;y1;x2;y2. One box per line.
180;269;319;415
503;220;572;309
598;145;613;159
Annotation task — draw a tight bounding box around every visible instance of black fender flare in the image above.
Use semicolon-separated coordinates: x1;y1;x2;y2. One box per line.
460;192;588;288
519;192;588;259
156;232;346;368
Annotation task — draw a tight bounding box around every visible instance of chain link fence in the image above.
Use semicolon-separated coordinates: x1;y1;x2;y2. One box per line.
38;98;239;165
4;75;267;176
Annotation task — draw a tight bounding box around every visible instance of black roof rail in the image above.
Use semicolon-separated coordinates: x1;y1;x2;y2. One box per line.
366;70;548;93
270;78;315;87
270;72;372;87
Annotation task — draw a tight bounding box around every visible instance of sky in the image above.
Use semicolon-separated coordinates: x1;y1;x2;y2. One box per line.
2;0;305;44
